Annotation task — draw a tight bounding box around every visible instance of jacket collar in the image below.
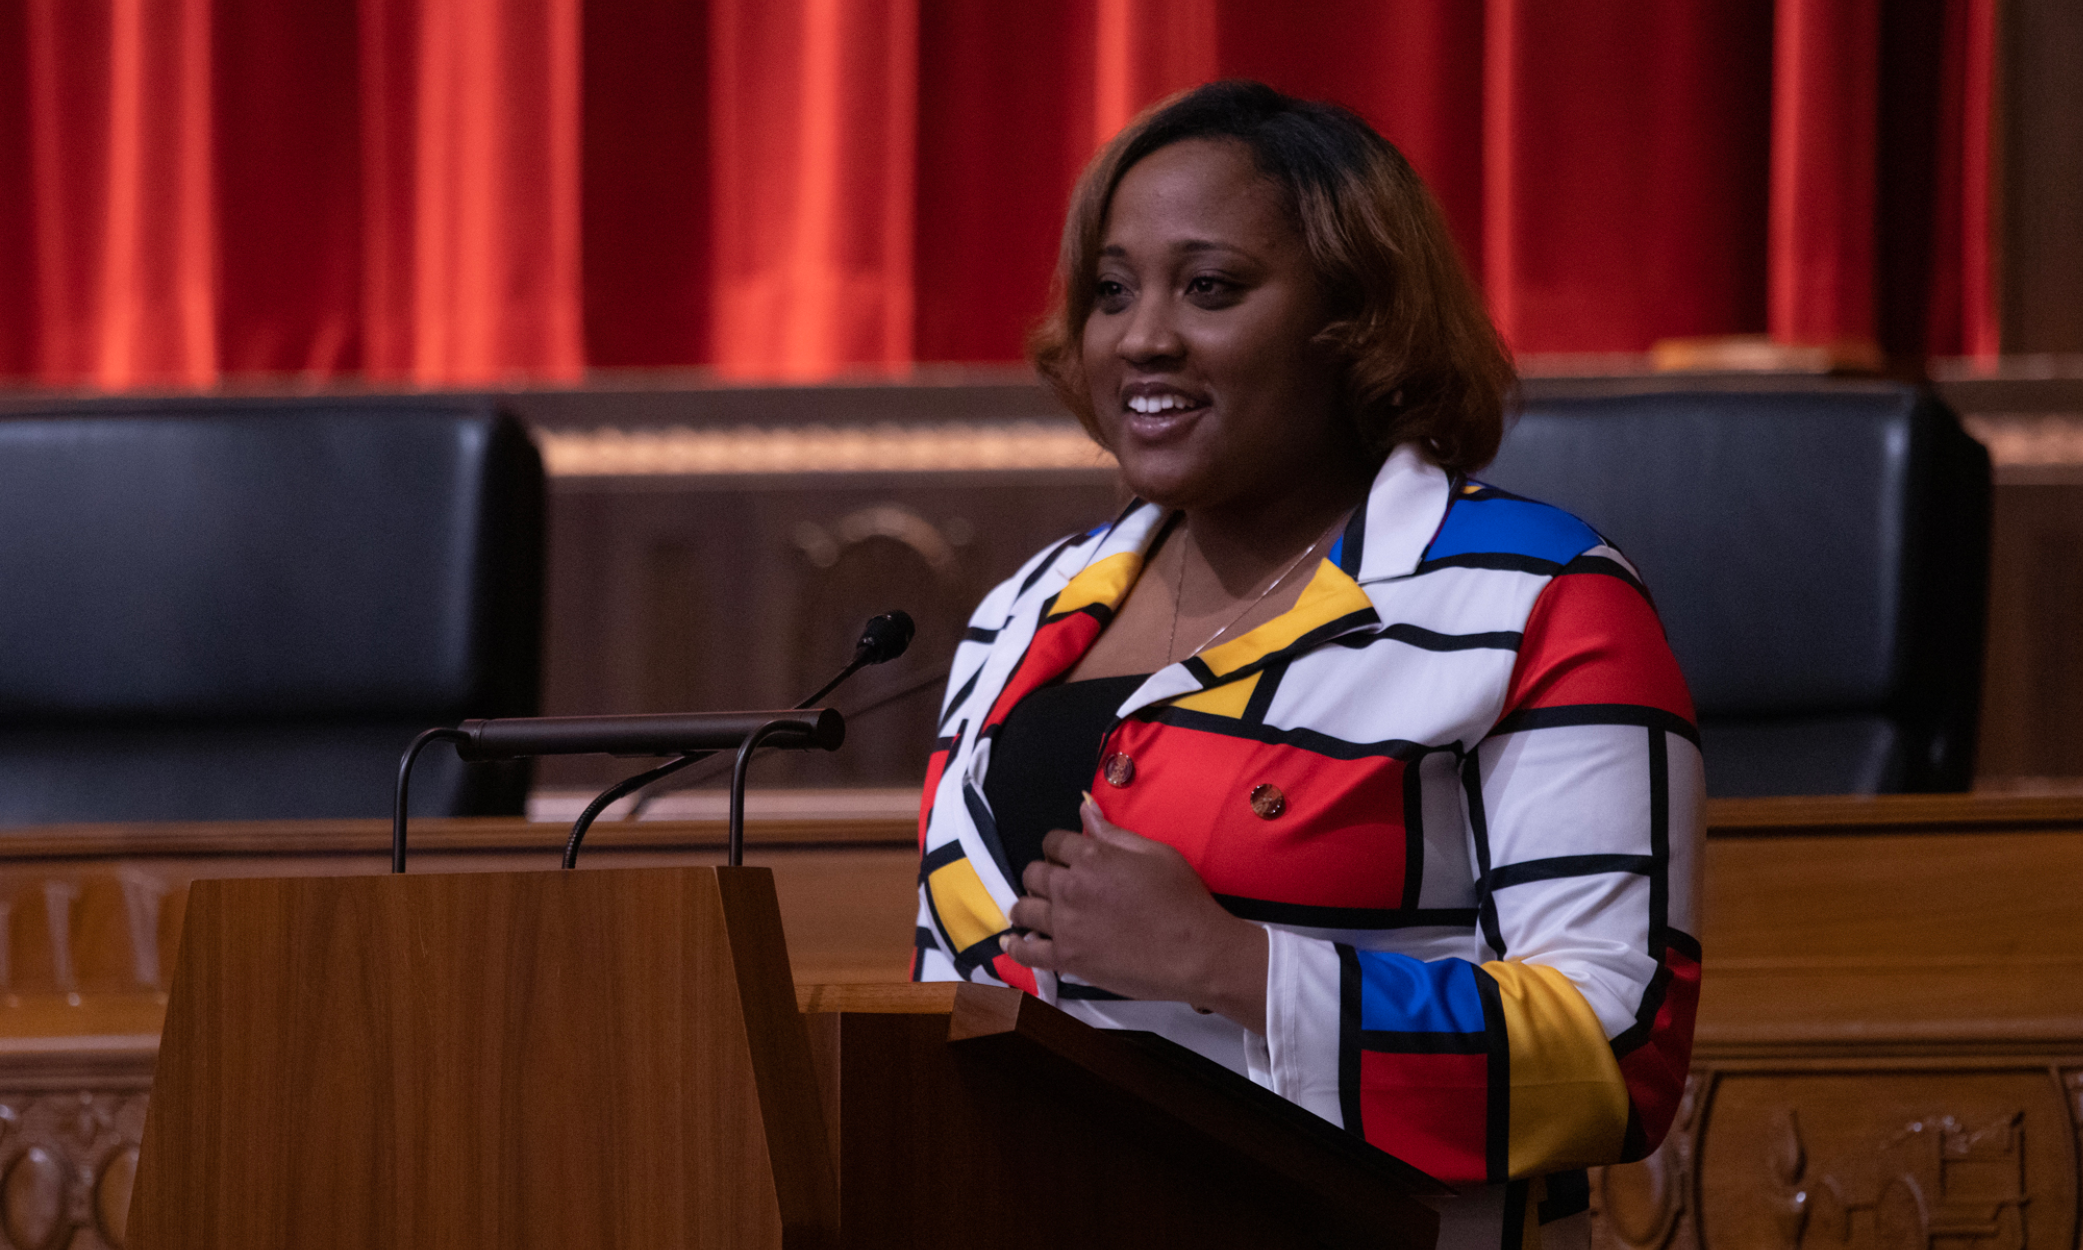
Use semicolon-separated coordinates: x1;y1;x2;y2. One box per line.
1346;443;1457;585
1042;444;1455;718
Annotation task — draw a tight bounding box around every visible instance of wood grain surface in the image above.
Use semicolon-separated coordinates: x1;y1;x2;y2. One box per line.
804;983;1441;1250
1701;827;2083;1047
128;866;834;1250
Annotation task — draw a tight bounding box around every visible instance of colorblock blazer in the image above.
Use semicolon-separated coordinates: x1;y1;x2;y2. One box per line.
914;444;1704;1250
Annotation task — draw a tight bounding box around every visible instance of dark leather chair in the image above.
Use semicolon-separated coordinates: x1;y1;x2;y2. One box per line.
1481;382;1991;797
0;399;544;824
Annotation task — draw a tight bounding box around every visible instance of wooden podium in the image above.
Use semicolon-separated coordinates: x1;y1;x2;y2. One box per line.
127;867;1443;1249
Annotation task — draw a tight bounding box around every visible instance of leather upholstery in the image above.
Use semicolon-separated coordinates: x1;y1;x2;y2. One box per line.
0;400;543;823
1482;383;1990;796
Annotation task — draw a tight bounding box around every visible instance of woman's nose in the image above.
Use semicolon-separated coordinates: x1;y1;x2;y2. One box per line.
1117;294;1184;363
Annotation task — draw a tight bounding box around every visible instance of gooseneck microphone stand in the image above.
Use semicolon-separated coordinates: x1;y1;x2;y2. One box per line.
555;610;914;869
391;611;915;874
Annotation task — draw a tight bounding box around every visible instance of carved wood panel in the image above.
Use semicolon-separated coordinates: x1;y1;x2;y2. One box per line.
1596;1064;2083;1250
1595;1075;1703;1250
541;471;1123;790
12;1058;2082;1250
0;1091;148;1249
0;871;175;1000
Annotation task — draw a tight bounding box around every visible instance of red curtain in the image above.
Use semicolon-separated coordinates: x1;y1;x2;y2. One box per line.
0;0;1999;390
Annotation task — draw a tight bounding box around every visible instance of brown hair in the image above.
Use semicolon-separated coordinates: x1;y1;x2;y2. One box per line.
1029;79;1515;473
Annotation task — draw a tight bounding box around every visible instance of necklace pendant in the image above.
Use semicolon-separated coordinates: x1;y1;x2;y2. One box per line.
1168;514;1338;662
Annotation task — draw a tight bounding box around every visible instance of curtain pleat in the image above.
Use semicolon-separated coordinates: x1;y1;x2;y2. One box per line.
913;1;1095;365
1214;0;1486;282
0;1;31;377
580;0;712;369
1949;0;1999;360
710;0;917;379
1093;0;1216;147
215;0;361;376
365;0;582;384
1487;0;1775;353
1959;0;2000;361
0;1;2003;388
1771;0;1882;350
22;0;217;387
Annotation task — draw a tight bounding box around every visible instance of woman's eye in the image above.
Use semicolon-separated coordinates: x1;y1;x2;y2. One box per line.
1094;279;1131;311
1185;275;1238;302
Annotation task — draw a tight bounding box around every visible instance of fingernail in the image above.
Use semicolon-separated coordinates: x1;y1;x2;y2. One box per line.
1080;789;1095;808
998;933;1011;952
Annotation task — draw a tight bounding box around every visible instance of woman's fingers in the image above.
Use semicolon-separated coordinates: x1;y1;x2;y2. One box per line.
1007;895;1050;934
1004;804;1266;1026
1040;826;1098;867
1000;928;1053;968
1080;798;1154;850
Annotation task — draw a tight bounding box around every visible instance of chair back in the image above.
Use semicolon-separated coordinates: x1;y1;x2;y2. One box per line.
0;399;544;823
1482;383;1990;796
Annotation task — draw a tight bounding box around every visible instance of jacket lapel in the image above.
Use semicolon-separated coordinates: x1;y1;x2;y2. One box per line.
978;506;1169;733
1112;447;1455;721
1113;556;1379;719
979;445;1456;728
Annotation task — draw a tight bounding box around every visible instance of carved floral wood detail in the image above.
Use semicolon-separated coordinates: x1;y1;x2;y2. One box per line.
0;870;176;1001
1595;1074;1705;1250
1764;1105;2032;1250
1695;1069;2074;1250
1594;1065;2083;1250
0;1092;147;1250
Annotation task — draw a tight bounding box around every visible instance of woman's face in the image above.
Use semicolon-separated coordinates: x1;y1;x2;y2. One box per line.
1081;138;1348;515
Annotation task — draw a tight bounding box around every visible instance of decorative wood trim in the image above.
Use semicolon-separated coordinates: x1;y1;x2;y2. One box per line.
1593;1074;1704;1250
0;1039;156;1089
0;814;918;860
1;792;2076;862
535;420;1116;477
1599;1056;2083;1250
1700;792;2083;835
0;1089;150;1249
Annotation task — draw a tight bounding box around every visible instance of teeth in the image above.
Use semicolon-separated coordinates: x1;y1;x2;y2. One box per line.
1127;394;1196;414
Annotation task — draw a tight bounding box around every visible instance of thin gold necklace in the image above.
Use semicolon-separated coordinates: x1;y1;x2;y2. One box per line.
1164;515;1341;665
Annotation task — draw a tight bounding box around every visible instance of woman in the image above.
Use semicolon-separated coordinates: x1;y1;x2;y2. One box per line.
913;80;1701;1250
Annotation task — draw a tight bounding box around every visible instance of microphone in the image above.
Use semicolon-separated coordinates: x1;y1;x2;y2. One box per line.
390;610;917;874
450;708;845;761
558;610;913;868
798;611;915;707
857;610;917;664
557;610;914;868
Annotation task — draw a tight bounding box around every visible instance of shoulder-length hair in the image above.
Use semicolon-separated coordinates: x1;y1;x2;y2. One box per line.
1029;79;1514;474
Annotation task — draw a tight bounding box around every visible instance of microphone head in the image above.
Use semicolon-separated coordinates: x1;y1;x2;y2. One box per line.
854;611;916;666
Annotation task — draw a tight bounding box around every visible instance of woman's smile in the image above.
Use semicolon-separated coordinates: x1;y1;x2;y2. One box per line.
1122;384;1207;417
1119;383;1211;445
1081;137;1356;518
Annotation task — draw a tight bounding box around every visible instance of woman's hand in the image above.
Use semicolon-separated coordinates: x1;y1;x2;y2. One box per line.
1004;798;1268;1033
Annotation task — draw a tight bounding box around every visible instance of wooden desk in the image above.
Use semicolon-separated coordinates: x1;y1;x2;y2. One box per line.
0;797;2076;1250
1598;796;2083;1250
0;816;918;1250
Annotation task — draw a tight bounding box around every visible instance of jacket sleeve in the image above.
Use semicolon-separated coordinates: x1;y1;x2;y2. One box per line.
1258;557;1704;1187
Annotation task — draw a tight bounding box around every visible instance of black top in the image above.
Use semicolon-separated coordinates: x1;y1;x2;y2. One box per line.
984;673;1150;883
